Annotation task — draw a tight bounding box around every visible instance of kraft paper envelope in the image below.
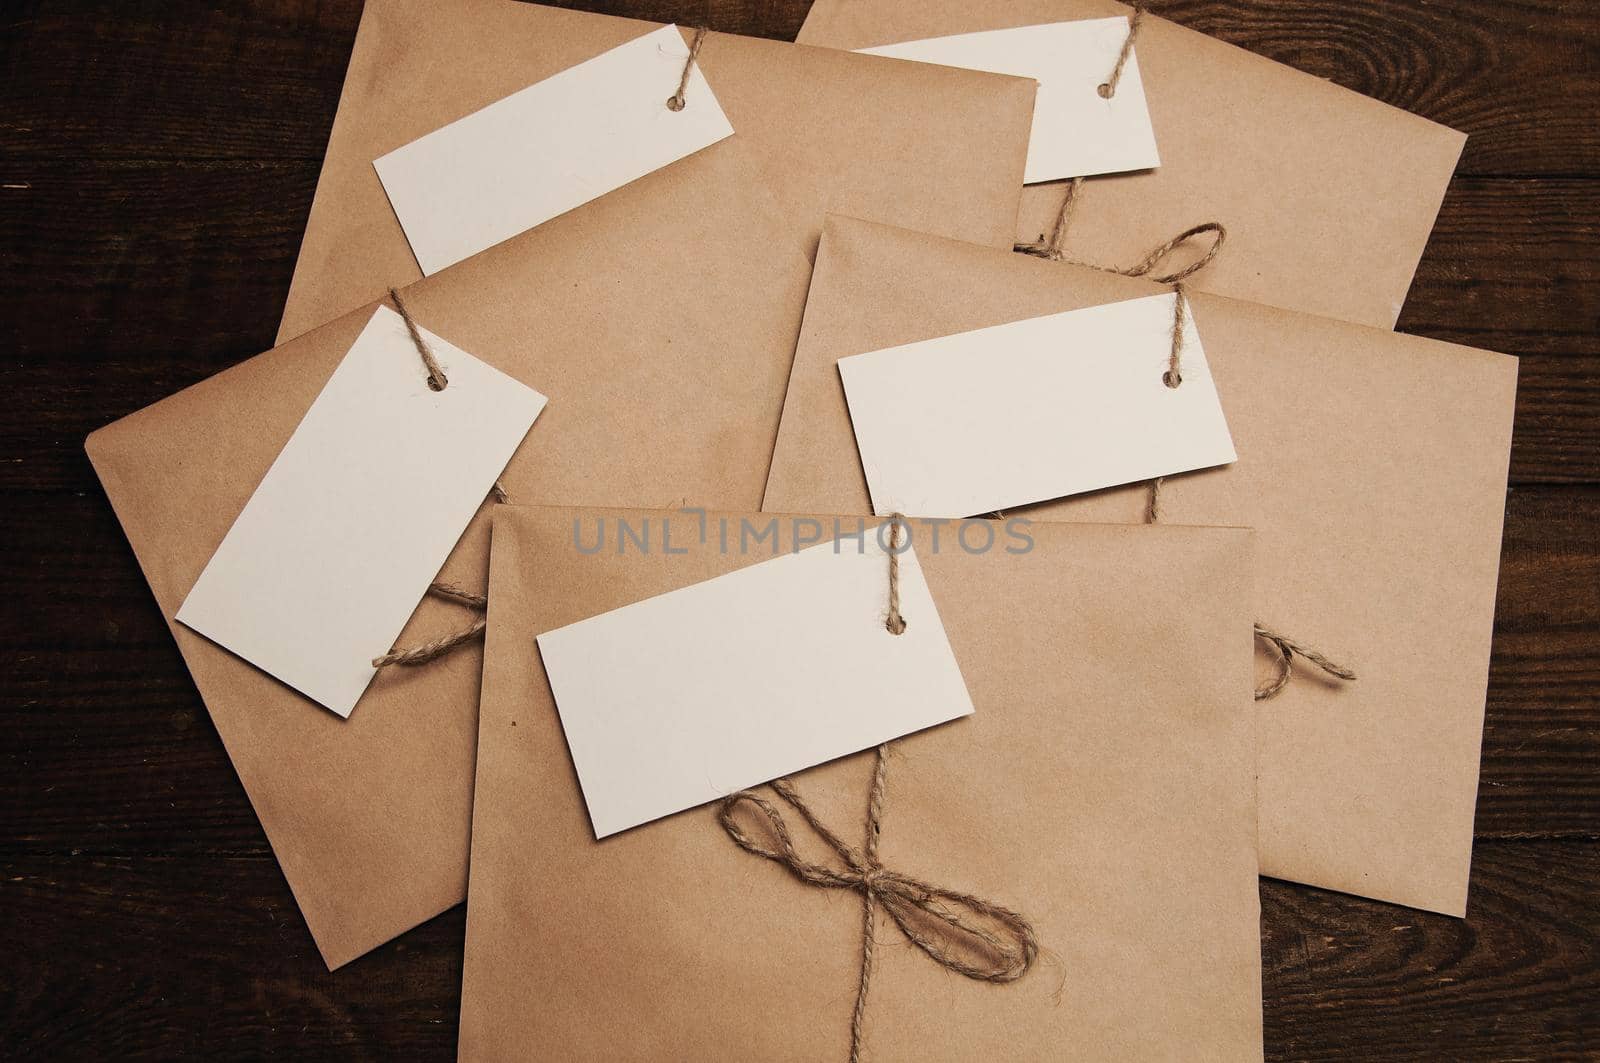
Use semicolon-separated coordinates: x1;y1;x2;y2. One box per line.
85;136;824;969
764;215;1519;917
276;0;1036;342
798;0;1465;330
461;505;1262;1061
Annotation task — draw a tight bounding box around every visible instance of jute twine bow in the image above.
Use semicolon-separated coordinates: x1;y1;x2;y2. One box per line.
666;27;708;111
370;289;508;670
1015;179;1228;287
719;516;1038;1063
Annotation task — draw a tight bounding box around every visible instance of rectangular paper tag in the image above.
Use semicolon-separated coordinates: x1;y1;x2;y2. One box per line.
537;536;973;838
859;18;1159;183
373;25;735;275
177;305;547;718
838;293;1235;518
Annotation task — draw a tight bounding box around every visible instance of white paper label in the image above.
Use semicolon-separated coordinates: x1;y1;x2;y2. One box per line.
859;18;1159;183
374;25;735;275
537;537;973;838
177;305;547;718
838;293;1235;518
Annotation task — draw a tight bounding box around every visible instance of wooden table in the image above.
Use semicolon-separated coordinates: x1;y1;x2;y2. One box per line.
2;1;1595;1057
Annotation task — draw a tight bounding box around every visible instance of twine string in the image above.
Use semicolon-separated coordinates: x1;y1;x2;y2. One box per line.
371;583;489;668
1127;287;1356;699
666;27;709;111
720;749;1039;1063
387;287;447;391
1013;169;1355;701
1016;212;1227;287
884;513;908;635
1098;3;1147;99
1252;624;1359;701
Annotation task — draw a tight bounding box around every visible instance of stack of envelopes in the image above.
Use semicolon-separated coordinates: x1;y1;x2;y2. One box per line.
88;2;1515;1059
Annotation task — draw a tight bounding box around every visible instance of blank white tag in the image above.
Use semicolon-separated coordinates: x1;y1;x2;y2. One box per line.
859;18;1159;183
177;305;547;718
839;293;1235;518
374;25;735;275
537;538;973;838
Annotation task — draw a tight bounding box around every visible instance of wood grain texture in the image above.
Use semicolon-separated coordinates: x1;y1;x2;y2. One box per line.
2;844;1592;1058
1;0;1596;1058
1156;0;1600;178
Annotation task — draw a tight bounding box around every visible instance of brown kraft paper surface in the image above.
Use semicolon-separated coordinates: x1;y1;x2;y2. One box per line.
460;505;1262;1061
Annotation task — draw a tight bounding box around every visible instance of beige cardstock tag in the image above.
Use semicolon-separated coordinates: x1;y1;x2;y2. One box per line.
860;18;1159;182
538;527;973;837
177;306;546;718
839;293;1234;517
374;25;734;275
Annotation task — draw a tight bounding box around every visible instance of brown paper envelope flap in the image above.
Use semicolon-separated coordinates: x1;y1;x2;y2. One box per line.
799;0;1465;330
277;0;1037;343
764;214;1518;917
85;136;818;968
460;506;1262;1061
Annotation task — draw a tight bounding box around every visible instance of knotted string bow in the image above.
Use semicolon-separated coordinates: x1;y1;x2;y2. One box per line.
720;750;1039;1063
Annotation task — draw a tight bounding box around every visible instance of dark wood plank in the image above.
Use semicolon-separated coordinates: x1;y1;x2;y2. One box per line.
1478;485;1600;840
1;851;466;1058
1161;0;1600;178
2;841;1593;1058
1400;178;1600;484
1261;840;1600;1061
0;1;361;163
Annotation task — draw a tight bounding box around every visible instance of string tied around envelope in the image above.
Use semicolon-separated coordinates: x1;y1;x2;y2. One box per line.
370;288;508;670
719;515;1038;1063
1141;314;1357;703
1009;149;1358;701
1049;248;1358;700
